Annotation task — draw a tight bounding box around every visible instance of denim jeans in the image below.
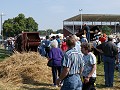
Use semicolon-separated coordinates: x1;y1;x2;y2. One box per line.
61;74;82;90
86;32;90;42
102;55;115;87
118;64;120;78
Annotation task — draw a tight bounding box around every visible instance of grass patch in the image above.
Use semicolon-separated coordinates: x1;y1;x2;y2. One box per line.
0;49;11;61
96;62;120;90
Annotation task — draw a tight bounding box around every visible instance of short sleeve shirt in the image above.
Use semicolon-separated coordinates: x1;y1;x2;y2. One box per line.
62;47;84;75
82;52;96;77
117;42;120;61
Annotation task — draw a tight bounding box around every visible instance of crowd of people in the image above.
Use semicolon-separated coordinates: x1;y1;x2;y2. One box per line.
1;24;120;89
2;37;15;53
37;30;120;90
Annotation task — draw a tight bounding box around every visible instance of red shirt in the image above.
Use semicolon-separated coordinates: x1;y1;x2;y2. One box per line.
99;37;106;43
61;42;68;52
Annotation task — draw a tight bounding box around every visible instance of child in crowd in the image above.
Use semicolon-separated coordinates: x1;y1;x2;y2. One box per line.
81;42;97;90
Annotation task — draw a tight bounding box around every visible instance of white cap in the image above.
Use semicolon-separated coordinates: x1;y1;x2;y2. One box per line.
108;35;113;39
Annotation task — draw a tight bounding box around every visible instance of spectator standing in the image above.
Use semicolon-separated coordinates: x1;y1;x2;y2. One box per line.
99;33;107;43
117;37;120;78
7;38;14;53
56;36;84;90
72;35;82;53
50;36;58;48
81;35;88;43
38;40;46;56
61;39;68;52
93;30;101;40
83;24;90;42
48;40;63;87
3;40;7;50
81;42;97;90
56;35;61;48
115;35;120;44
96;35;118;87
44;36;50;57
11;39;15;52
93;37;101;64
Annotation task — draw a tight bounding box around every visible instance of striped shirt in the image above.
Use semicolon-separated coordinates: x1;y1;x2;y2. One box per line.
62;47;84;75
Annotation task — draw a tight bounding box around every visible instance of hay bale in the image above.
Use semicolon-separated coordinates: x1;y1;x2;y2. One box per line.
0;52;52;85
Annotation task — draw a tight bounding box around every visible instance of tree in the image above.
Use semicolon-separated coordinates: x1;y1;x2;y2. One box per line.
3;13;38;38
38;30;46;35
101;25;112;35
26;17;38;32
56;29;63;34
46;29;53;35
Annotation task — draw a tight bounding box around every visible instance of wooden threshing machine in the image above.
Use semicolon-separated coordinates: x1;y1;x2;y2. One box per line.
15;32;41;52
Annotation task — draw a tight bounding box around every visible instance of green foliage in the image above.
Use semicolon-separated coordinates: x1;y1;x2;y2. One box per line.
56;29;63;34
101;25;112;35
39;29;63;36
46;29;53;35
0;49;11;61
38;30;46;35
3;13;38;38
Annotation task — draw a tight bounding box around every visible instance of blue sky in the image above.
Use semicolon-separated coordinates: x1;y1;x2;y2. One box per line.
1;0;120;31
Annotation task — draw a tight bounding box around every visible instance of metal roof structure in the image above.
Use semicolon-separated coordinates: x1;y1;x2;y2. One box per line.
64;14;120;22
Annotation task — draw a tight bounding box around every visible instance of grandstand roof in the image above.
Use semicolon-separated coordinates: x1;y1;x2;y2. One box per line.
64;14;120;22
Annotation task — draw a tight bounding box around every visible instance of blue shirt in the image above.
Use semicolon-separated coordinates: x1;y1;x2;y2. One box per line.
56;38;61;48
44;39;50;47
84;26;90;33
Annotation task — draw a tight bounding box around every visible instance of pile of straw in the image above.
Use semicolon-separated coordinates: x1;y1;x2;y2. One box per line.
0;52;52;85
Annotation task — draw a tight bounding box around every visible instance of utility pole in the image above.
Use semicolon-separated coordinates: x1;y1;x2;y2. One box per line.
79;9;83;30
1;13;5;40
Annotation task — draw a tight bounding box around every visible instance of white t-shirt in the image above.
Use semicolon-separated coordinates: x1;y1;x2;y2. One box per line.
93;40;101;48
82;52;96;77
117;42;120;49
117;42;120;61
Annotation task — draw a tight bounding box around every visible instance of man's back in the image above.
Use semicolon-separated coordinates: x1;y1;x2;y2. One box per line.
97;41;118;57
